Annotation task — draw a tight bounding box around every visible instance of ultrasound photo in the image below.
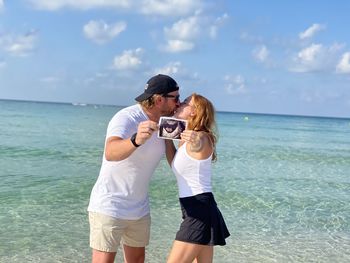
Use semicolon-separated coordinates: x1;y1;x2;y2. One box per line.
158;117;187;140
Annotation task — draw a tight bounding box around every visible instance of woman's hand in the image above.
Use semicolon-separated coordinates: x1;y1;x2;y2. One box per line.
181;130;203;152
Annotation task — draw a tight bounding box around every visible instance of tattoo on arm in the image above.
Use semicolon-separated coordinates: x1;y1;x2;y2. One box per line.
190;136;203;152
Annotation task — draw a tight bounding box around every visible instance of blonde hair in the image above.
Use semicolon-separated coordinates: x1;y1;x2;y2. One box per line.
139;94;161;109
187;93;218;161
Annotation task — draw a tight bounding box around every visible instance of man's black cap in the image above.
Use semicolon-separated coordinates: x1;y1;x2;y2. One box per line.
135;74;179;102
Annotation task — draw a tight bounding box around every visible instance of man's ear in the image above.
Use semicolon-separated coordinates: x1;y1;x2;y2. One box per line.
154;95;163;106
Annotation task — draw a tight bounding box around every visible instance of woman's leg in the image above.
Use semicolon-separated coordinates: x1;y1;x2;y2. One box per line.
193;245;213;263
167;240;202;263
167;240;213;263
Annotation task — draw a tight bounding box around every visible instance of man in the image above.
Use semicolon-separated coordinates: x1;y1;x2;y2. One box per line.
87;74;181;263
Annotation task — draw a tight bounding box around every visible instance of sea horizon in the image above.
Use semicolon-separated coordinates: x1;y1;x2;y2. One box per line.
1;98;349;121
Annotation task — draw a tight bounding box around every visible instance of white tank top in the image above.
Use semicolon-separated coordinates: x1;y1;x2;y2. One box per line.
171;142;213;198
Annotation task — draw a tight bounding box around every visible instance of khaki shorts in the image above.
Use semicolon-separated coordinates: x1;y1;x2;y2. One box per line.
89;212;151;252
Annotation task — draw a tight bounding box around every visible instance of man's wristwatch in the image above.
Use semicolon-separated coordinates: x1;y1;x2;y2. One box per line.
130;133;141;147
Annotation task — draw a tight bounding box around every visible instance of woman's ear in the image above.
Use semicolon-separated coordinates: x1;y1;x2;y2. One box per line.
190;109;196;117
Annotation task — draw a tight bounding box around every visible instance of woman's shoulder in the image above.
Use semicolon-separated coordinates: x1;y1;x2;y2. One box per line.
186;131;213;160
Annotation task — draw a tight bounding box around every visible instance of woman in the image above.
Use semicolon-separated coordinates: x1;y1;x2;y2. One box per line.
165;93;230;263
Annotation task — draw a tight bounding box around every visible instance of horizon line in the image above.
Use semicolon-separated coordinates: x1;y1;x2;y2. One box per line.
1;97;349;120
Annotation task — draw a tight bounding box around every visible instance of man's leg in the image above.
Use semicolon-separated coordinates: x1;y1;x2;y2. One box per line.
89;212;124;263
121;214;151;263
92;249;116;263
123;245;145;263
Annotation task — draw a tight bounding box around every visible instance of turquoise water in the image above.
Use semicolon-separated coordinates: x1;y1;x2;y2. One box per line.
0;99;350;262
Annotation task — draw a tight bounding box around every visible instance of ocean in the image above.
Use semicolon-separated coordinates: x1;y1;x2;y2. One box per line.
0;99;349;263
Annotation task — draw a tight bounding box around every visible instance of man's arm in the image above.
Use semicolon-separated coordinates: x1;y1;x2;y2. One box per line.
165;139;176;165
105;136;138;161
105;120;158;161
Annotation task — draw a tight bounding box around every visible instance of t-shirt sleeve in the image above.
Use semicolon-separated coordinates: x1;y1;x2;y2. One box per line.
106;111;135;139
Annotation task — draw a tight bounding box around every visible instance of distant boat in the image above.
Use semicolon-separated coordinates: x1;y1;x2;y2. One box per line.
72;102;87;106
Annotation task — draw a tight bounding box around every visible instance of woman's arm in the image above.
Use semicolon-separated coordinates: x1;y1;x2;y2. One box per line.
181;130;213;160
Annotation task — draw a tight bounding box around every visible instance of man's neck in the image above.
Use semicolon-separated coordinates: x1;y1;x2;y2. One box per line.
142;106;161;122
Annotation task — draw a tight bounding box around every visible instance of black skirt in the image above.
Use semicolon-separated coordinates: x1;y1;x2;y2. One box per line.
175;192;230;246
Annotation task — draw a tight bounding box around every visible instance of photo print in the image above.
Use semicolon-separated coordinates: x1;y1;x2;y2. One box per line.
158;117;187;140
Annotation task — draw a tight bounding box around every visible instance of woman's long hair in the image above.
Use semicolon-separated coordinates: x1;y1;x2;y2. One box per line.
187;93;218;161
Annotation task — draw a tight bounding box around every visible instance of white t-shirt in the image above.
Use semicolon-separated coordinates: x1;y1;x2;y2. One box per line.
171;142;213;198
88;104;165;220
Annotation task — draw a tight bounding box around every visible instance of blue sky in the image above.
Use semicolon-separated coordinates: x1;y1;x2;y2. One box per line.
1;1;350;118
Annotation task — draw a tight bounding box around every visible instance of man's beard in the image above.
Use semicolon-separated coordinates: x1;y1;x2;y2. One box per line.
161;108;175;117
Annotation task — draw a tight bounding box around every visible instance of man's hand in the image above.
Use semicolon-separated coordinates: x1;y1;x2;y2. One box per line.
134;120;158;145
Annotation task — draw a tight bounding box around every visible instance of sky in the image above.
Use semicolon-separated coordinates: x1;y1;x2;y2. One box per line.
0;0;350;118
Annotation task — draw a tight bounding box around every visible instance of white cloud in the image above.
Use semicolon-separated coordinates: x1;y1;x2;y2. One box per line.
289;43;323;72
298;43;322;62
113;48;143;70
164;15;201;41
224;74;247;95
162;15;198;52
336;52;350;74
299;23;325;40
329;42;346;53
153;61;181;76
164;40;195;53
0;30;38;56
209;13;229;38
163;12;226;53
0;0;4;10
27;0;204;17
152;61;198;84
163;40;195;53
140;0;202;16
83;20;126;44
289;43;345;73
253;45;269;62
27;0;131;10
28;0;203;17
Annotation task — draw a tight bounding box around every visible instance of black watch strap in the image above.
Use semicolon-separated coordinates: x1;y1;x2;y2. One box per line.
130;133;140;147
